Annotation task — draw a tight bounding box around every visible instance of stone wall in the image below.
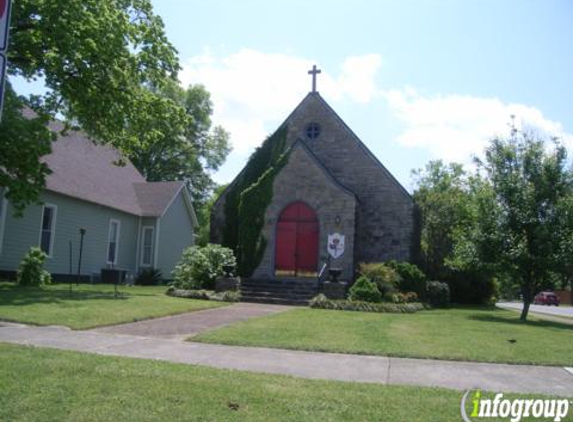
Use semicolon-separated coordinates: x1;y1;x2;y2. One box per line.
283;93;419;265
211;92;420;280
252;142;356;281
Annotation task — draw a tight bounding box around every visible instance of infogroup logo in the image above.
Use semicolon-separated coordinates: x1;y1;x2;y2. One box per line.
461;390;571;422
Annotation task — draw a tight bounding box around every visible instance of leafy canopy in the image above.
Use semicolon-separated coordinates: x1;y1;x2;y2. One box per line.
2;0;230;214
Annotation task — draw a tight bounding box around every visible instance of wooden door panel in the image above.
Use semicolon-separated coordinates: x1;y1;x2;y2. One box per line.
275;221;296;273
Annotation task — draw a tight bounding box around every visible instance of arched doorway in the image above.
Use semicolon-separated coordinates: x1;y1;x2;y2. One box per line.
275;202;319;277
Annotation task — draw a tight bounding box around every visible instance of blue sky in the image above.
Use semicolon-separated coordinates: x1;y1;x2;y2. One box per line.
15;0;573;191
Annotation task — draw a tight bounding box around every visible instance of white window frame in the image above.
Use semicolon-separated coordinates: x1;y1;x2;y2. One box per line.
106;219;121;265
140;226;154;267
38;203;57;258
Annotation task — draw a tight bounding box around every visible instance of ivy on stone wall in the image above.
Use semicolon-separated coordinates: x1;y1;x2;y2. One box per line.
222;126;288;276
237;151;290;276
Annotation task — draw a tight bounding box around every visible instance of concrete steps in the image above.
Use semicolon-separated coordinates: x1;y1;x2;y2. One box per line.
240;278;319;306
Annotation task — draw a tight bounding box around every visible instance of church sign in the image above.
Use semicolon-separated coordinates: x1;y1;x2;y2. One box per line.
327;233;345;259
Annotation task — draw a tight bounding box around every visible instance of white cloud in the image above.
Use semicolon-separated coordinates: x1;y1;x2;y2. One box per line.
179;48;382;155
385;89;573;164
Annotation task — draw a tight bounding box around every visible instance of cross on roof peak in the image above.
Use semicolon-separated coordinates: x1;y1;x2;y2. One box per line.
308;65;321;93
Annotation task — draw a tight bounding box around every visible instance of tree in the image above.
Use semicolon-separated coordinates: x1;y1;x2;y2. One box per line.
454;130;571;320
2;0;181;212
128;82;231;207
412;160;472;279
195;184;228;247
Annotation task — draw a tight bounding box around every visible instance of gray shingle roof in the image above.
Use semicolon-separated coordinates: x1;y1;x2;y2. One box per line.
42;128;185;217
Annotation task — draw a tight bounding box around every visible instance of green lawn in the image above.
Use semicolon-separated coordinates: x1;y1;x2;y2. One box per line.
0;282;225;329
1;343;566;422
193;307;573;367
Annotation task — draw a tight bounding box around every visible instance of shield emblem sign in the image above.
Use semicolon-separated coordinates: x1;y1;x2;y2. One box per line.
327;233;345;259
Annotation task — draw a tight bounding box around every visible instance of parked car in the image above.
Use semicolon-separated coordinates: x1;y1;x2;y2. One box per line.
533;291;560;306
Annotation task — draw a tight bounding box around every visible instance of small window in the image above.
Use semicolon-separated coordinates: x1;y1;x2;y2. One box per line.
305;122;321;139
39;204;57;257
107;219;120;264
141;226;154;266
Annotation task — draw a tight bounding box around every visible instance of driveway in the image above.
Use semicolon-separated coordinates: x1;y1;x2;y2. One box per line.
497;302;573;321
92;302;292;339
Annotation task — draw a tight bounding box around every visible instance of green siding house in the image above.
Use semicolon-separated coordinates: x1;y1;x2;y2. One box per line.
0;125;197;282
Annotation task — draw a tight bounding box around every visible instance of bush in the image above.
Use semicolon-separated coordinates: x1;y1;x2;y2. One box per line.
135;268;163;286
358;262;400;298
348;276;382;303
166;287;241;302
310;294;425;313
17;247;52;286
445;270;499;305
391;291;419;304
171;244;236;290
359;262;401;285
386;260;427;298
427;281;450;308
210;290;241;302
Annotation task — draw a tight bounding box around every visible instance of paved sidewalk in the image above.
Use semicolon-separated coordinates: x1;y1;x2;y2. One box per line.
1;322;572;397
92;302;291;339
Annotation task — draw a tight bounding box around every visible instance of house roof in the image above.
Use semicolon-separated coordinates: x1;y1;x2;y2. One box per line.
134;181;185;217
42;125;189;218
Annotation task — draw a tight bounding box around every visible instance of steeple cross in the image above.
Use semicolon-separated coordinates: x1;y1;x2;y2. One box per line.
308;65;322;93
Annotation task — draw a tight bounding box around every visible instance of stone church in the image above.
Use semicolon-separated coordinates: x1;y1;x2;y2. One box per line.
211;66;419;285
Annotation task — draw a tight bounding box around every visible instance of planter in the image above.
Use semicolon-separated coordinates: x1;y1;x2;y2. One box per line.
328;268;342;282
215;276;240;292
323;281;348;300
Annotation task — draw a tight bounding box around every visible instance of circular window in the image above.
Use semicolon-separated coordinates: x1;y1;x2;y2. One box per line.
305;122;321;139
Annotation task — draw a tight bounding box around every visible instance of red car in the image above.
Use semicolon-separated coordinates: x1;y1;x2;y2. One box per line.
533;291;560;306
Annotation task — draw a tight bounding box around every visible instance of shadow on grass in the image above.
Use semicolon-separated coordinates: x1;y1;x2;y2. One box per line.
467;314;573;331
0;283;131;306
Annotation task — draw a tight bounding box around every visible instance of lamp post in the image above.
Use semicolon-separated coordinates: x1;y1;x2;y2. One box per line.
72;228;86;293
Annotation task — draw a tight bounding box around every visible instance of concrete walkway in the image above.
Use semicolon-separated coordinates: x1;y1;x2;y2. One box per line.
92;303;291;339
1;322;572;397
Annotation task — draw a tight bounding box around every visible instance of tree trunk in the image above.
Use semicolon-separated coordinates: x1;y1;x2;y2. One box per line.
520;299;531;321
520;281;533;321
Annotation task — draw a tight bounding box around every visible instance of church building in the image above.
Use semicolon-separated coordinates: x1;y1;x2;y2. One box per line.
211;66;419;288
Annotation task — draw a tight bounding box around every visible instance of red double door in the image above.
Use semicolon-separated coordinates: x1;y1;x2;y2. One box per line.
275;202;319;277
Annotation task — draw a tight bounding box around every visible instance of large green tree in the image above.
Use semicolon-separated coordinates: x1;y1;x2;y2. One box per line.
412;160;472;279
128;82;230;207
1;0;181;212
454;131;572;320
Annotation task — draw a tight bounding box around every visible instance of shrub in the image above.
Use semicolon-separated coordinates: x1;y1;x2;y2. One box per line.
348;276;382;303
358;262;401;298
445;270;499;305
427;281;450;308
171;244;236;290
17;247;52;286
386;260;427;298
166;287;241;302
211;290;241;302
135;268;163;286
391;291;419;304
310;294;425;313
359;262;401;285
166;287;211;300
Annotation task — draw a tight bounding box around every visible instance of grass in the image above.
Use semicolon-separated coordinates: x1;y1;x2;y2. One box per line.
0;282;226;329
1;343;567;422
193;307;573;367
